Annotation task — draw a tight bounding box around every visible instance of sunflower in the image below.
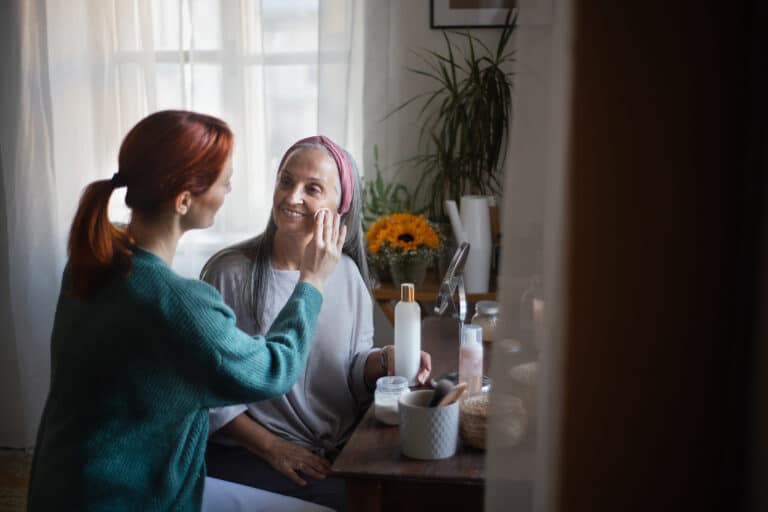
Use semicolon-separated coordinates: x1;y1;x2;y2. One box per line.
365;213;441;264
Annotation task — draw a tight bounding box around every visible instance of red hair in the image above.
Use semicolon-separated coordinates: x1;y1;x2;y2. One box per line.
67;110;233;297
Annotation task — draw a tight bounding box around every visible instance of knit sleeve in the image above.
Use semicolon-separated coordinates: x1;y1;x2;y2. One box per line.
166;278;322;408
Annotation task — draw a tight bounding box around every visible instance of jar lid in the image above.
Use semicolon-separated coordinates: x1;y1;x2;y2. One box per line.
376;375;409;392
475;300;500;316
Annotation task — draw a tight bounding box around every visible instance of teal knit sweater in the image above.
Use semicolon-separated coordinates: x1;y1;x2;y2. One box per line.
27;247;322;511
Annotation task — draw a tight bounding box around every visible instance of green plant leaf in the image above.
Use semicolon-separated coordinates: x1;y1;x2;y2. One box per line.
380;11;517;218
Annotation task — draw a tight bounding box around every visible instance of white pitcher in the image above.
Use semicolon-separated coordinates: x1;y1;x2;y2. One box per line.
445;196;492;293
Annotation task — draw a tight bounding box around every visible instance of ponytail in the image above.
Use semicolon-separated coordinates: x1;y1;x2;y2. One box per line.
67;179;134;297
66;110;233;297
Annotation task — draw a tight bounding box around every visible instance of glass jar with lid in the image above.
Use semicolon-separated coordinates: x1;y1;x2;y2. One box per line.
374;375;409;425
471;300;500;342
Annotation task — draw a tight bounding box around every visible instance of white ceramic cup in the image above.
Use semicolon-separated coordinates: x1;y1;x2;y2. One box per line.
398;389;459;460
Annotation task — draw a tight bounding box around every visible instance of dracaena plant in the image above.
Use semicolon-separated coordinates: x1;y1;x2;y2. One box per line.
391;11;517;220
362;144;425;229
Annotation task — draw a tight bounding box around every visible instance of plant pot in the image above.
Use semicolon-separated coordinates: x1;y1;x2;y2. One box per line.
367;254;391;284
389;258;429;289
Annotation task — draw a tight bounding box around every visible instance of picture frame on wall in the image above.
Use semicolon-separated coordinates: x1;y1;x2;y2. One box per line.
430;0;552;28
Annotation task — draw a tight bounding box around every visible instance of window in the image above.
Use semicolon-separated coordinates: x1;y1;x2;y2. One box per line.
85;0;358;277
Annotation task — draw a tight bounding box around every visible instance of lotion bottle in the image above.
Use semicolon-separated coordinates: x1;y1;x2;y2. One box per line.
459;323;483;395
394;283;421;386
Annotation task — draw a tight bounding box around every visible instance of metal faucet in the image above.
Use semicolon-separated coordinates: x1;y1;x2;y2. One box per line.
429;242;471;388
434;242;470;329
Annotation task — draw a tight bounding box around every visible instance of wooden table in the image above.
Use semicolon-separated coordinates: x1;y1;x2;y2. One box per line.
331;316;535;511
372;270;497;325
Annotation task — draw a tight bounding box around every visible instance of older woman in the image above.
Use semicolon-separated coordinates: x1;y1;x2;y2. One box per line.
201;136;431;511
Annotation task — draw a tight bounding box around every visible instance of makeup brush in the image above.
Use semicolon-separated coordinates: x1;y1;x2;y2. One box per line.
428;379;454;407
437;382;467;406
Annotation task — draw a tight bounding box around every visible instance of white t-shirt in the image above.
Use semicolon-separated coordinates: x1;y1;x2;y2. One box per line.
205;252;376;456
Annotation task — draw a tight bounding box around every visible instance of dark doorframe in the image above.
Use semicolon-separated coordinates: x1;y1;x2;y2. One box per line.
557;1;764;511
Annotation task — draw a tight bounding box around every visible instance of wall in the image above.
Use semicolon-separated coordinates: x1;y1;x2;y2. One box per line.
364;1;514;191
363;0;554;344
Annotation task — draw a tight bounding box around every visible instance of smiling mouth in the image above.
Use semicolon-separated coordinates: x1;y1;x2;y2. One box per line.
279;206;308;218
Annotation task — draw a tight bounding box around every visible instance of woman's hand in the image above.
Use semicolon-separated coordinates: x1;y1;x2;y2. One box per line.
381;345;432;385
261;436;331;486
299;209;347;292
219;413;330;486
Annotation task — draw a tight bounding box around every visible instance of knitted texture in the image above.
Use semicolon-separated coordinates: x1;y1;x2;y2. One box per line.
27;247;321;511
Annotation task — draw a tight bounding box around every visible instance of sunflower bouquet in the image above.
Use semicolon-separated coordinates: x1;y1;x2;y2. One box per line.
365;213;442;275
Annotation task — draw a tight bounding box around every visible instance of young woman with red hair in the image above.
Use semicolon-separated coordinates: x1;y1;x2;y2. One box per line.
27;110;345;511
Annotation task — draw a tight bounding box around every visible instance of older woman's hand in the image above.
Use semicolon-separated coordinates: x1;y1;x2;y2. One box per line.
299;209;346;292
261;436;331;486
382;345;432;385
218;412;331;487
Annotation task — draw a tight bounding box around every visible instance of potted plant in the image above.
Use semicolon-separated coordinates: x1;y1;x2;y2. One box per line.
392;12;517;221
362;145;424;229
362;145;433;283
365;212;442;289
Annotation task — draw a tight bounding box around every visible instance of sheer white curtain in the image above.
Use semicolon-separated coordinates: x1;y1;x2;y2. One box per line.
485;1;572;510
0;0;60;449
0;0;362;449
46;0;363;277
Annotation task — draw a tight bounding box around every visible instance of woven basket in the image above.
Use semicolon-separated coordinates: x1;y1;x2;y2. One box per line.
459;394;489;450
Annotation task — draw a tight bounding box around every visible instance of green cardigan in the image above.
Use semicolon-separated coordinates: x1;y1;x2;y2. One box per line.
27;247;322;511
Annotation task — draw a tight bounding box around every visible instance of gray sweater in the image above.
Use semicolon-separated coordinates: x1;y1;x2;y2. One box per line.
205;253;375;457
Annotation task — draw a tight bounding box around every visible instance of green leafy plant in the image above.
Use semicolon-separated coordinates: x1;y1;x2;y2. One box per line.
362;145;424;228
391;11;517;220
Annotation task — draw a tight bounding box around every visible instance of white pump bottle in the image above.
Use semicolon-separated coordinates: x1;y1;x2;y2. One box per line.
394;283;421;386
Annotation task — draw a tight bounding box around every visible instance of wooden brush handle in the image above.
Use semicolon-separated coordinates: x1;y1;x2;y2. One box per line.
438;382;467;406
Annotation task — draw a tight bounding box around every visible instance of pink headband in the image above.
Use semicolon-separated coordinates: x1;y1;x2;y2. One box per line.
277;135;354;215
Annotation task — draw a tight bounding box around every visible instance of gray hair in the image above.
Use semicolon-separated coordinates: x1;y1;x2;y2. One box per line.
201;146;370;332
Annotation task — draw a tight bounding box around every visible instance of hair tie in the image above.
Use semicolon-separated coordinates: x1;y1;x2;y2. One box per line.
110;172;126;188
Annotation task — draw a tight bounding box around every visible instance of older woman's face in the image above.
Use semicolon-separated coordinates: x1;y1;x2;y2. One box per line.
272;147;341;236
